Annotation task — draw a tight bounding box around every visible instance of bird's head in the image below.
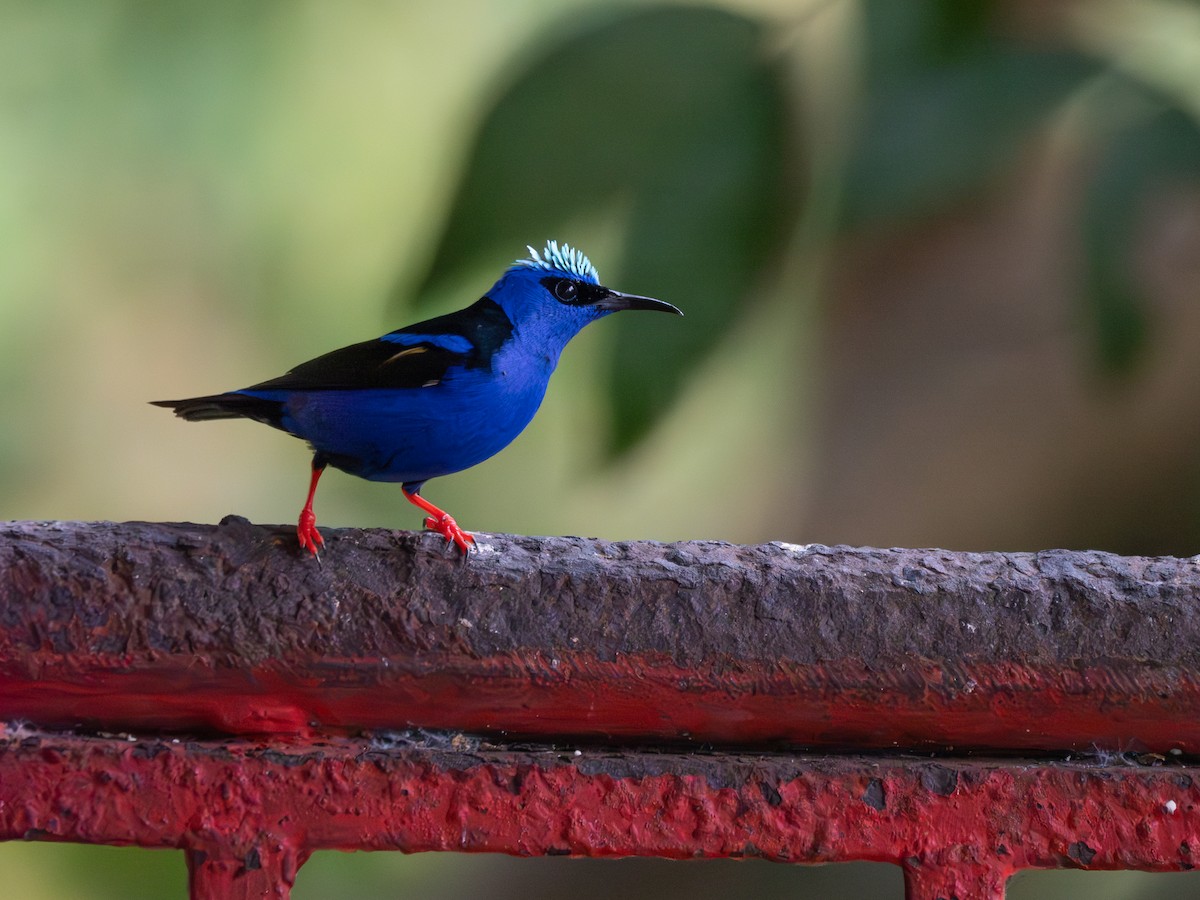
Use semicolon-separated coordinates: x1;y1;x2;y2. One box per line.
487;241;682;349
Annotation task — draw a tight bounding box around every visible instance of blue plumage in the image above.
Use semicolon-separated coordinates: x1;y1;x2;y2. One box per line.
153;242;682;555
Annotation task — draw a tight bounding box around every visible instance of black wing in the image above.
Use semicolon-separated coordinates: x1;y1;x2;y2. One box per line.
151;337;471;424
246;296;515;392
152;297;516;423
246;338;466;391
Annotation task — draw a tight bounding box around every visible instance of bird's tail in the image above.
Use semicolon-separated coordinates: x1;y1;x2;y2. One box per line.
150;393;284;427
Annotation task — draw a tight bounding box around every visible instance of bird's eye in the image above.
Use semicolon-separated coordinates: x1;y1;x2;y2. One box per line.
553;280;578;302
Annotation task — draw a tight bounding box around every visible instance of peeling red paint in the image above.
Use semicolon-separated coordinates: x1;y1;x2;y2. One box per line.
1;731;1198;900
3;522;1200;754
0;655;1197;753
5;523;1200;898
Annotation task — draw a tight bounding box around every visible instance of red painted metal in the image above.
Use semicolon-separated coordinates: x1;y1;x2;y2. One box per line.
1;657;1196;754
2;729;1198;900
2;520;1199;753
4;520;1200;898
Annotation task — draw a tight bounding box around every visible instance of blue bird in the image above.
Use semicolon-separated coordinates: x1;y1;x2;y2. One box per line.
153;241;682;556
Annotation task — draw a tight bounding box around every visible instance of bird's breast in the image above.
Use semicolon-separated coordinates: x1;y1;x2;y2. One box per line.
276;342;560;484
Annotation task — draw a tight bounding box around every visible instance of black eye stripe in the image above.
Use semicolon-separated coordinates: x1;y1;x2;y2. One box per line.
541;276;598;305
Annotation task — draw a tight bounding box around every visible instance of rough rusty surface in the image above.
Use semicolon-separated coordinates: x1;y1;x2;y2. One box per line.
2;519;1200;751
1;728;1198;900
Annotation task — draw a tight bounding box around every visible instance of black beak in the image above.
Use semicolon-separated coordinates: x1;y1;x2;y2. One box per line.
594;289;683;316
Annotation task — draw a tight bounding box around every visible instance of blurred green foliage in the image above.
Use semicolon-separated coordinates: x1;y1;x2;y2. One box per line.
4;0;1200;896
420;0;1200;453
414;6;797;453
842;6;1100;227
1083;102;1200;371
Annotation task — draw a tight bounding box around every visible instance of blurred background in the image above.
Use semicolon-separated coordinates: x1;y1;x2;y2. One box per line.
3;0;1200;896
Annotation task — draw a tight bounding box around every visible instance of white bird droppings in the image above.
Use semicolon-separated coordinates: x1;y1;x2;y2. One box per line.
770;542;817;554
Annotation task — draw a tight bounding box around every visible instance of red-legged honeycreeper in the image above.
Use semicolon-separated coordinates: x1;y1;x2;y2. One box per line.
152;241;683;556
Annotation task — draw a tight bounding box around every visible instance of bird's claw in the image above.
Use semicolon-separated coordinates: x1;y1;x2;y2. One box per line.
297;508;325;558
423;513;475;554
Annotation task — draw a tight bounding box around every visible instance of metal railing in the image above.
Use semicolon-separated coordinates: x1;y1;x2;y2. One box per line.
2;519;1197;899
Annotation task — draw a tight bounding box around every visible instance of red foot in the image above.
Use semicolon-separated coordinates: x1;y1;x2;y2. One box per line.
423;512;476;554
297;508;325;557
403;489;475;555
297;464;326;558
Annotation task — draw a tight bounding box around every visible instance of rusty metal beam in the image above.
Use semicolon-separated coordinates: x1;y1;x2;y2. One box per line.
1;728;1196;900
2;519;1199;752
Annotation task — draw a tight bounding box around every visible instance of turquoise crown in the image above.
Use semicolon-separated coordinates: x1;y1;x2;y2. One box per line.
515;240;599;284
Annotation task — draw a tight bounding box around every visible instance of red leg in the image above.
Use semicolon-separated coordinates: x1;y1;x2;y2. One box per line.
403;488;475;554
297;463;326;557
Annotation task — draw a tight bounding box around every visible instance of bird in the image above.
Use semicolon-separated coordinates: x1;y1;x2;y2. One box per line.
152;241;682;557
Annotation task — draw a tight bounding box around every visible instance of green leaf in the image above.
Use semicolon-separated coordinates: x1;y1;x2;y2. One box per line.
861;0;997;86
841;47;1098;228
411;5;798;454
1081;104;1200;374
